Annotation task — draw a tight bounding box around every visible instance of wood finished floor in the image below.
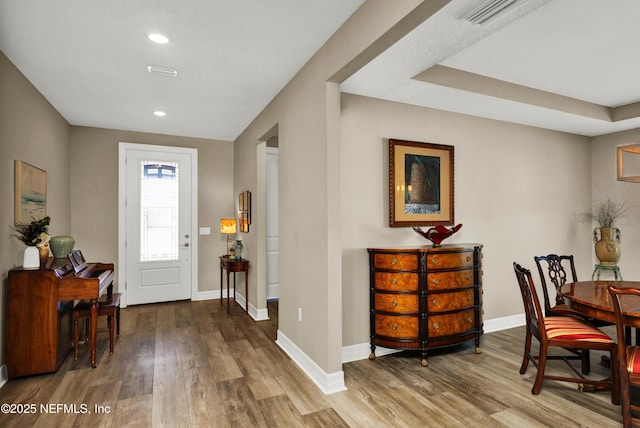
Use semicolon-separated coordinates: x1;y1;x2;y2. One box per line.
0;299;625;427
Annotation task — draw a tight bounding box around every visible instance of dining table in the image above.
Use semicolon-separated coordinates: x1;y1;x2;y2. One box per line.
560;281;640;329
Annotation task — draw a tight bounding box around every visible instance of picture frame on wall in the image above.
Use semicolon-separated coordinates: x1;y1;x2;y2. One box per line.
239;190;251;232
388;139;454;227
14;160;47;224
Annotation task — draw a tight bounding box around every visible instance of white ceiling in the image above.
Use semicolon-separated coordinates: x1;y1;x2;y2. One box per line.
343;0;640;137
0;0;364;141
2;0;640;140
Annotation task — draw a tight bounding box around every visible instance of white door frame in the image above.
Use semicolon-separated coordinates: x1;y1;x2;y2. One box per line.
118;142;198;307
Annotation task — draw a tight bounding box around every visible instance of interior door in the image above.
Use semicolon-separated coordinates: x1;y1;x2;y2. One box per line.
119;143;197;305
266;147;279;299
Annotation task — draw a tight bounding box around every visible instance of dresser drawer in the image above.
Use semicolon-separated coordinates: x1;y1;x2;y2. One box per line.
375;293;418;313
427;290;475;313
427;269;475;290
374;272;418;291
426;251;474;270
373;253;418;271
375;314;419;339
428;309;476;337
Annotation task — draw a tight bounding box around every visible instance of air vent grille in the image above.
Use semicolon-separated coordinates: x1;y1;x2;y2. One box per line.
463;0;516;24
147;65;178;77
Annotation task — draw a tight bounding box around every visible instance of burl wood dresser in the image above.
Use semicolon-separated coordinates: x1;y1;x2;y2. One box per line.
367;244;483;366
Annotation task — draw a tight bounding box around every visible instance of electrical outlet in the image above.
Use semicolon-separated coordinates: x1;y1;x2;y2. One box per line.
298;307;303;323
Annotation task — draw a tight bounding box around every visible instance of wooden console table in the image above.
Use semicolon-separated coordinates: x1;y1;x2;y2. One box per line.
219;255;249;313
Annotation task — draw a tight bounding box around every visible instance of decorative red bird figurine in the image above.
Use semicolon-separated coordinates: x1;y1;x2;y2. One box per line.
412;224;462;247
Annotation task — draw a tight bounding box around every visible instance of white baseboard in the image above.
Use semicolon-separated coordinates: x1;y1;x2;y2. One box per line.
193;290;270;320
342;313;526;363
193;289;219;301
276;330;347;395
0;365;7;389
342;343;400;364
234;293;270;321
484;313;525;333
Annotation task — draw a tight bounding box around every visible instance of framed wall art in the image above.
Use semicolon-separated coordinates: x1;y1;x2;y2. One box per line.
239;190;251;232
389;139;454;227
14;160;47;224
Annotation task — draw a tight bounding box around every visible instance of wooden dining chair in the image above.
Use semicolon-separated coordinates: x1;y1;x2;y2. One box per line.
73;293;121;361
535;254;596;373
608;284;640;428
513;262;618;403
533;254;581;318
536;253;635;347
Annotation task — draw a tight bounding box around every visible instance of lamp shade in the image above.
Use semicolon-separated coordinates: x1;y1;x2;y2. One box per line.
220;218;237;234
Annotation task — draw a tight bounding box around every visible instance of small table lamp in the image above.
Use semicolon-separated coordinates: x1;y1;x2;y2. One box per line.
220;218;237;255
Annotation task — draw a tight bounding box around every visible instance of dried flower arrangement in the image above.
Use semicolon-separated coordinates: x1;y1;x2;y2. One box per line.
576;199;630;229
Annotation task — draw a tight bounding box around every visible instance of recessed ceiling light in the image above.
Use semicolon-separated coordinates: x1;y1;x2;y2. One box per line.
148;33;169;44
153;110;167;117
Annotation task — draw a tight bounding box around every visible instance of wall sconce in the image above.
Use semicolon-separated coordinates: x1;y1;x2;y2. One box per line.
220;218;237;254
617;143;640;182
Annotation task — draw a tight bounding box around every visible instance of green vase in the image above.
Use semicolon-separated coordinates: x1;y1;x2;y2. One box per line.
50;235;75;259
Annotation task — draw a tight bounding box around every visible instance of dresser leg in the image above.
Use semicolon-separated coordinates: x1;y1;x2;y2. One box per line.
421;358;428;367
369;352;376;361
475;347;482;354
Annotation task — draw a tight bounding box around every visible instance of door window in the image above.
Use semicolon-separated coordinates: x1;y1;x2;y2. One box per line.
139;161;179;262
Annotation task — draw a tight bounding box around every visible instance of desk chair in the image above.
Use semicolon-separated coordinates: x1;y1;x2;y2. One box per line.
608;285;640;428
513;262;618;403
73;293;121;361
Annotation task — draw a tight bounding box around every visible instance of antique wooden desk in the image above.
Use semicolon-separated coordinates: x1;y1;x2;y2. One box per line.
560;281;640;328
219;255;249;313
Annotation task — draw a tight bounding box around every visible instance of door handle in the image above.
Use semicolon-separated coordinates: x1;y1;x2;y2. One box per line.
184;243;190;247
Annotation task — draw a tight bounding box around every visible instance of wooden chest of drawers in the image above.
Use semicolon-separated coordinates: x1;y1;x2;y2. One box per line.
368;244;483;366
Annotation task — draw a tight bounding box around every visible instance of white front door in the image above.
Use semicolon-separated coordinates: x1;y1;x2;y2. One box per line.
119;143;198;305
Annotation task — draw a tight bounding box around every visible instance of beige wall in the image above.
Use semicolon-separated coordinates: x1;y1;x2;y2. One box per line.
0;50;234;367
339;94;595;346
0;51;71;364
69;127;234;294
3;0;639;383
233;0;433;375
591;130;640;280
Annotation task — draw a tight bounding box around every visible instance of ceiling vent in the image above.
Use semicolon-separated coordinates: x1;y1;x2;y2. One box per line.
462;0;516;24
147;65;178;77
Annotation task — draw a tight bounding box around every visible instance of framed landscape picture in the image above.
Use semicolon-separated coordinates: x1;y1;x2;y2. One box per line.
389;139;454;227
14;160;47;224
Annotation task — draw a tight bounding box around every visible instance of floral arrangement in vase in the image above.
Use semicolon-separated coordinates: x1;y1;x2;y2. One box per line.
11;216;51;268
577;199;631;266
11;216;51;247
576;198;630;229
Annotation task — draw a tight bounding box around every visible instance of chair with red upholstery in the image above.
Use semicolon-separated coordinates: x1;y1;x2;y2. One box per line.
608;284;640;428
513;262;618;403
535;254;596;373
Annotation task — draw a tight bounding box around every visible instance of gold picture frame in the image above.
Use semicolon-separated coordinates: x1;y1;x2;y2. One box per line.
389;139;454;227
617;143;640;183
239;190;251;232
14;160;47;224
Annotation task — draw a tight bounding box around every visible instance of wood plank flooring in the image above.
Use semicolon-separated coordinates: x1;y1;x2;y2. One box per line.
0;299;625;427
